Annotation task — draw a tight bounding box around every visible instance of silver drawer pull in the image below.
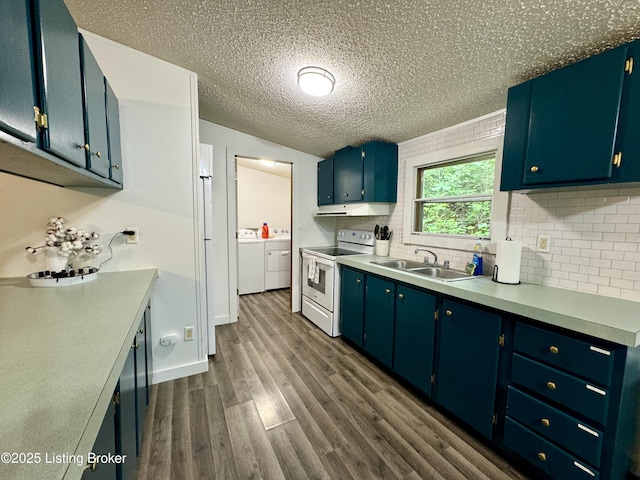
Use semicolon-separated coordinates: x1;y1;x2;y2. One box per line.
585;384;606;396
577;423;600;438
546;381;556;390
549;345;559;354
537;452;547;462
589;345;611;356
540;418;550;427
573;461;596;477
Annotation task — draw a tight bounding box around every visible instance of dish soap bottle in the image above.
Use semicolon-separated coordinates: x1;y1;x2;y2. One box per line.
261;222;269;239
471;242;483;276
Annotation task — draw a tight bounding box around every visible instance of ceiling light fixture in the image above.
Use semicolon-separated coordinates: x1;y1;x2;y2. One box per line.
297;66;335;97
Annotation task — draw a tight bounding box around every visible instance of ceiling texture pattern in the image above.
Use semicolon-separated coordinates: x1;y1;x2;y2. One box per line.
65;0;640;159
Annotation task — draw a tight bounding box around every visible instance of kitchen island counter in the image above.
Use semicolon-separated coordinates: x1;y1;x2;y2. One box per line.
0;269;157;480
338;255;640;347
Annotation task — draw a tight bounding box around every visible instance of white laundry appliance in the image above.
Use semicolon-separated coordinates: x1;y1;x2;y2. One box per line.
238;229;265;295
264;227;291;290
198;143;216;355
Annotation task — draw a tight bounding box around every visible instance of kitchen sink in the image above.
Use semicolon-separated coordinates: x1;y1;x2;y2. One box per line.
371;259;478;282
371;260;426;269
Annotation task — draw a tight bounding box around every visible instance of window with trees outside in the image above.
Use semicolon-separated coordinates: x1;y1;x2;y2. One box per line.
402;132;508;252
414;153;495;239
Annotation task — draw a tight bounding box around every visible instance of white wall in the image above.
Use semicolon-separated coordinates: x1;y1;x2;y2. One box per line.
0;31;207;383
237;165;291;228
199;120;334;324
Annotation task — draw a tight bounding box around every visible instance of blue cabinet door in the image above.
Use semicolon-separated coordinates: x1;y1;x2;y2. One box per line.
317;157;334;205
436;299;502;439
334;146;363;202
362;141;398;202
83;396;117;480
393;286;436;396
134;317;148;457
0;0;37;143
105;80;123;184
614;43;640;183
363;275;396;368
523;46;626;185
33;0;86;167
340;267;365;346
117;343;137;480
80;35;110;178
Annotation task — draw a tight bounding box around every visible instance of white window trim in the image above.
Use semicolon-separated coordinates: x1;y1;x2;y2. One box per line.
403;135;509;254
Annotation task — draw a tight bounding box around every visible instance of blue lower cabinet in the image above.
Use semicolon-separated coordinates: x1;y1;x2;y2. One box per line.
340;267;365;346
435;299;502;439
510;353;609;425
507;386;603;467
83;396;117;479
117;344;137;480
393;286;436;396
363;275;396;368
134;317;148;457
504;417;599;479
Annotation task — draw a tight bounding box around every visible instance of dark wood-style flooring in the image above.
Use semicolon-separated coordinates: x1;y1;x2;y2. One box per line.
136;289;530;479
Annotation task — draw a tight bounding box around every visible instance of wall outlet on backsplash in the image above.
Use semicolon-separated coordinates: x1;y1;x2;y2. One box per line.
536;234;551;253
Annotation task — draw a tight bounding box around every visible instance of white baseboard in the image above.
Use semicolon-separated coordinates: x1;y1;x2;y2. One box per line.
151;359;209;384
215;314;237;325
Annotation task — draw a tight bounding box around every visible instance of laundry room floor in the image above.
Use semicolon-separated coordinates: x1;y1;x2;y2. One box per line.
136;290;530;480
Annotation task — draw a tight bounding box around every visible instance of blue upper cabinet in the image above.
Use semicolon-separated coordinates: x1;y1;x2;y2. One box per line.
334;145;363;202
501;41;638;191
322;140;398;205
362;141;398;202
317;157;334;205
0;0;122;188
105;79;123;184
33;0;86;168
0;0;37;143
80;35;110;179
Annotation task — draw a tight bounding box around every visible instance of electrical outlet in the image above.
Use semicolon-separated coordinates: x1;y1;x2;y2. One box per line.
184;326;195;341
160;334;178;346
536;234;551;253
126;227;139;244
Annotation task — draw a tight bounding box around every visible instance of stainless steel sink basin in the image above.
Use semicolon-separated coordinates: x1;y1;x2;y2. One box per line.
371;260;426;269
371;259;478;281
408;266;474;281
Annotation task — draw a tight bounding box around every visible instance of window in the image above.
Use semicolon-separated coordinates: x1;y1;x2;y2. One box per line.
403;134;508;252
414;153;495;239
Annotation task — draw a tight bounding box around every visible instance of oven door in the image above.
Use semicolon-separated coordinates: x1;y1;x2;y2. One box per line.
302;253;335;312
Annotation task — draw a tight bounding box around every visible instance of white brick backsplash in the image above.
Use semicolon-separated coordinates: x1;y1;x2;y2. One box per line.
336;111;640;302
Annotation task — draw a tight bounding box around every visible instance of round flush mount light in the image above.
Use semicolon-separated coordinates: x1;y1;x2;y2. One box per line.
297;66;335;96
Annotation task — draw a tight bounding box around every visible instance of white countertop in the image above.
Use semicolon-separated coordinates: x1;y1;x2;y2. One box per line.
0;269;158;480
338;255;640;347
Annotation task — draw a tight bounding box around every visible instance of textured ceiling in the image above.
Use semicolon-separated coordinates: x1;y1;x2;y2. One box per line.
64;0;640;159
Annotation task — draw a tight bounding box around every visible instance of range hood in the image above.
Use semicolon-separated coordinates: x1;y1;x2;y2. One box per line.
315;203;390;217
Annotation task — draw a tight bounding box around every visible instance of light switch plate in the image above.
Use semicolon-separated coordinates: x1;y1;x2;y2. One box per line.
536;234;551;253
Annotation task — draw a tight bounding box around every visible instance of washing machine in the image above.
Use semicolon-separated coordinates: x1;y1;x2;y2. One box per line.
264;227;291;290
238;229;265;295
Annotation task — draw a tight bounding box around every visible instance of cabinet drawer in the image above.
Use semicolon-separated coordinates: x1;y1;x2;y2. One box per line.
504;417;599;480
511;354;609;425
507;386;603;467
514;322;614;387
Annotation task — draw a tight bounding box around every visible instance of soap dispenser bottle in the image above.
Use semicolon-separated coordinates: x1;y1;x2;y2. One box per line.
471;242;483;276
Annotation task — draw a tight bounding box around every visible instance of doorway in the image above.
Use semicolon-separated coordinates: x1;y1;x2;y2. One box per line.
235;156;292;309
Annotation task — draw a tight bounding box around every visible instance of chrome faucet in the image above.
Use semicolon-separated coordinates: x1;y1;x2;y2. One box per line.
415;248;438;265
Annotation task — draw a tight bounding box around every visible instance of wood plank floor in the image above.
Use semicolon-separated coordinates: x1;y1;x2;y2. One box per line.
136;290;530;480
